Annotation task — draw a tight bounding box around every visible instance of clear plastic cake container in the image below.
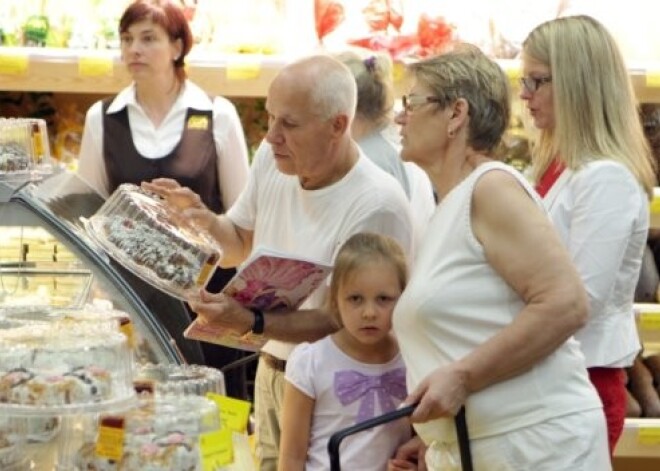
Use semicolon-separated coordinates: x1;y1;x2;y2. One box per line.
0;322;136;415
0;117;52;180
74;394;222;471
135;363;226;397
85;183;222;300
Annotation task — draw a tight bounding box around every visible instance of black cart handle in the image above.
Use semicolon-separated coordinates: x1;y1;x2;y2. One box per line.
328;404;473;471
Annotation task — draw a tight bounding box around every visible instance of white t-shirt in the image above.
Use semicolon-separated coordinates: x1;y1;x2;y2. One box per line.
286;337;411;471
542;159;646;367
393;161;602;443
77;80;249;210
227;141;414;359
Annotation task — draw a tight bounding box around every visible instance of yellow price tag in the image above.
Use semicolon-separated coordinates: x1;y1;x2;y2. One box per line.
392;61;406;84
120;319;135;347
95;418;125;461
650;196;660;214
226;58;261;80
200;428;234;470
646;69;660;88
640;311;660;330
638;427;660;445
78;56;113;77
506;67;521;81
206;393;252;433
0;53;28;75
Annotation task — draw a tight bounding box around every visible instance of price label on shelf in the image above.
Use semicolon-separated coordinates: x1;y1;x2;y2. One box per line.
506;67;521;81
640;311;660;331
78;56;113;77
0;52;28;75
226;57;261;80
650;196;660;214
646;69;660;88
392;61;406;84
638;427;660;445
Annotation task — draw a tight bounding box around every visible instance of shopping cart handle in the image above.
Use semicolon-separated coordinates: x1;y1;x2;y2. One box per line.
328;403;418;471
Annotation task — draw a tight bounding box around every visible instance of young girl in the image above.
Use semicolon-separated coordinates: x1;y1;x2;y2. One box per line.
278;233;414;471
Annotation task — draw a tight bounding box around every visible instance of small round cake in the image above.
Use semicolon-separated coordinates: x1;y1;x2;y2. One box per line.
135;363;226;397
0;322;134;414
0;117;51;177
87;184;222;300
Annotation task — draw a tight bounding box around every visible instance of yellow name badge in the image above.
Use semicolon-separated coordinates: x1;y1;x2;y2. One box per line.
78;55;113;77
95;417;125;461
188;115;210;131
200;428;234;470
638;426;660;445
206;393;252;433
0;52;28;75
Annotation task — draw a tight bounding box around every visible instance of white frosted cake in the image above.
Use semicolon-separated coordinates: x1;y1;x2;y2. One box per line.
87;184;222;299
74;395;221;471
0;322;134;413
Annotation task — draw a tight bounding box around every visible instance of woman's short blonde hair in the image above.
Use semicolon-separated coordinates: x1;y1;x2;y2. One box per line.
407;44;511;153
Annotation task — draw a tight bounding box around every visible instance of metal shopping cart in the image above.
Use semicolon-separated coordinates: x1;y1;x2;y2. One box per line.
328;405;473;471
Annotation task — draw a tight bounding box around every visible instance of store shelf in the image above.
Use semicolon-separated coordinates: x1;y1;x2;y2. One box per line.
0;47;287;97
635;303;660;351
615;419;660;458
2;48;660;101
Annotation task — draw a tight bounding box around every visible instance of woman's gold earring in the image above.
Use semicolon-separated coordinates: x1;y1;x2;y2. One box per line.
448;128;455;138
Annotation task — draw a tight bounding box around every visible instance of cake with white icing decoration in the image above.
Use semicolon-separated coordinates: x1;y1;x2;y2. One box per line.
86;184;222;299
0;322;134;413
74;395;220;471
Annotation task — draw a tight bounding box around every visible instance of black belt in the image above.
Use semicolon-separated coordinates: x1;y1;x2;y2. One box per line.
261;352;287;372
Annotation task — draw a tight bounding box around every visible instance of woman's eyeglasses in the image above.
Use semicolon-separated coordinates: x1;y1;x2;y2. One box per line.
519;76;552;93
401;95;444;113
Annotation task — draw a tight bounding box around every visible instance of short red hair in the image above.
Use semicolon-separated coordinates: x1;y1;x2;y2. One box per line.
119;0;193;82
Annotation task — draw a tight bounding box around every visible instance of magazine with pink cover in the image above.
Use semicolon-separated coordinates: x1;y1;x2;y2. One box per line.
184;246;333;351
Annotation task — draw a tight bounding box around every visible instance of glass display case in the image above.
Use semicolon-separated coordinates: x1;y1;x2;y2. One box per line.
0;170;205;365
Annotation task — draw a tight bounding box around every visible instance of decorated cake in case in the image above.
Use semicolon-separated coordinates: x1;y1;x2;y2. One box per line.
0;117;51;179
86;184;222;300
0;321;135;414
74;395;221;471
134;363;226;397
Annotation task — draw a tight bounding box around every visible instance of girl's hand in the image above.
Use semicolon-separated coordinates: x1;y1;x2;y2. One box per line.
388;436;427;471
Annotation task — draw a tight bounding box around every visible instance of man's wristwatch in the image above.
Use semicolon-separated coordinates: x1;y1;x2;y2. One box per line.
250;308;265;335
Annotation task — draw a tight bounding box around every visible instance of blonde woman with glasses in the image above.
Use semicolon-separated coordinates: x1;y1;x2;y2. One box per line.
521;15;657;455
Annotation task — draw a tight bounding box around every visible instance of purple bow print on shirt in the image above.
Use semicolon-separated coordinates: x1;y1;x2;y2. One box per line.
334;367;407;423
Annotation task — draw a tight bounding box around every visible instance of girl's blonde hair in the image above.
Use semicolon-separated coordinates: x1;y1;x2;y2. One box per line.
523;15;656;198
327;233;408;327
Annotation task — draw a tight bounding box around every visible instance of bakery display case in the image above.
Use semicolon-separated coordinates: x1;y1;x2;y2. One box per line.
0;170;204;366
1;170;218;469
